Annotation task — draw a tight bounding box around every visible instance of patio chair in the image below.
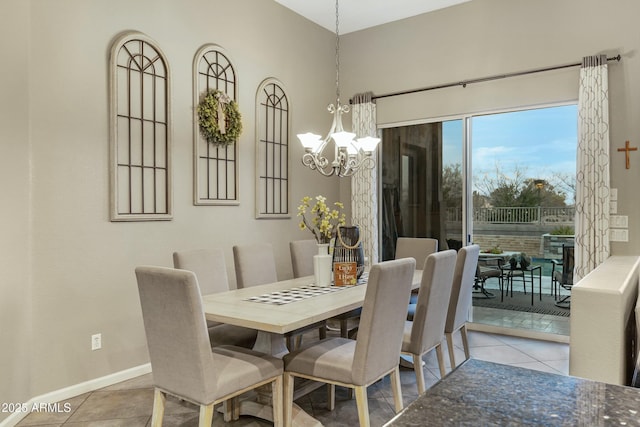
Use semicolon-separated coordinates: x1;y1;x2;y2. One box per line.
474;256;504;299
553;245;574;308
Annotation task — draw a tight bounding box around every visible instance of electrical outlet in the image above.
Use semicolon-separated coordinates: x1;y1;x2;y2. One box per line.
91;333;102;351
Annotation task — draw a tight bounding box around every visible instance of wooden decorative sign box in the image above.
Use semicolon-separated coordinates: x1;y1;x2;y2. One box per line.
334;262;358;286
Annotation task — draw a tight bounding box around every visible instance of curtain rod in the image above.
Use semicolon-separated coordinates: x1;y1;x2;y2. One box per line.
352;54;621;103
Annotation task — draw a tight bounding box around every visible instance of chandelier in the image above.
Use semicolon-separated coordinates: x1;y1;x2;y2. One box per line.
297;0;380;178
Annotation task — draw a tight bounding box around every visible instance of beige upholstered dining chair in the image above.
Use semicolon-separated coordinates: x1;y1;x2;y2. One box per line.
172;248;257;348
401;249;457;393
135;266;284;427
289;239;317;278
396;237;439;308
395;237;438;271
444;244;480;369
234;243;326;347
233;243;279;289
283;258;416;427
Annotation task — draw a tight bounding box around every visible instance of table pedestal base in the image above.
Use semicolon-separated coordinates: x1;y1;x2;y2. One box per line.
254;330;290;357
218;397;321;426
232;330;324;426
237;400;321;427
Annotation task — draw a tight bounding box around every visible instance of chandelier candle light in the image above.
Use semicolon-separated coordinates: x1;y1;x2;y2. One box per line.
297;0;380;177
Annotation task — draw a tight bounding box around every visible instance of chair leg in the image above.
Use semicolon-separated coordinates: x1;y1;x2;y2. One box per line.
198;403;214;427
445;332;456;369
412;353;426;394
151;388;166;427
283;373;295;427
555;294;571;308
222;399;233;422
346;386;354;400
327;384;336;410
271;376;284;427
340;319;349;338
435;343;447;379
509;273;514;296
348;327;359;340
232;396;240;420
460;324;470;360
390;367;404;413
319;324;327;340
354;385;371;427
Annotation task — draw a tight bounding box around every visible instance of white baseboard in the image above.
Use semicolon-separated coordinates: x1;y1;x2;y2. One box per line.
0;363;151;427
468;322;570;344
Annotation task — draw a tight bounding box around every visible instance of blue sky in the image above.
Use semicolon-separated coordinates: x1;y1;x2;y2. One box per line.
471;105;578;180
442;104;578;202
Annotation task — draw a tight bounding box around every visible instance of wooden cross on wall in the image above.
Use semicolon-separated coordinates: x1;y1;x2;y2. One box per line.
617;140;637;169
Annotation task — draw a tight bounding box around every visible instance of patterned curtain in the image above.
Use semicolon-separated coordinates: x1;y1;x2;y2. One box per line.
575;54;610;281
351;92;379;265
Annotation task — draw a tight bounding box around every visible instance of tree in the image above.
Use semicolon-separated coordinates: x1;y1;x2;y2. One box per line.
519;179;567;207
474;162;570;207
474;163;530;207
545;172;576;205
442;163;462;210
442;161;572;210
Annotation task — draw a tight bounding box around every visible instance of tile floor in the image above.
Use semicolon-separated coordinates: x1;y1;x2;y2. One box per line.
15;329;569;427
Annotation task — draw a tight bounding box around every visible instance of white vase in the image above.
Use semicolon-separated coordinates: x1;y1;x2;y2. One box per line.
314;243;332;287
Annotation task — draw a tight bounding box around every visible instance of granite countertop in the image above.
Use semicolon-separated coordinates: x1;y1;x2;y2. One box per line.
386;358;640;426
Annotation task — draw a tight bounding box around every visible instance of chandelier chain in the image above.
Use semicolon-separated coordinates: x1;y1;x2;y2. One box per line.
296;0;380;177
335;0;340;103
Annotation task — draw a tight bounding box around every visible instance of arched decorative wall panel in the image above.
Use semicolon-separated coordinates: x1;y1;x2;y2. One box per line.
193;44;239;205
255;78;290;219
109;31;172;221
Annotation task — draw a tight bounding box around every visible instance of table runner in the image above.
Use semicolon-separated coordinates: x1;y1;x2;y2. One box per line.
244;284;347;305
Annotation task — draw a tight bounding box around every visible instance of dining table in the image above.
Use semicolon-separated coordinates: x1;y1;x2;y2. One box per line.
478;250;521;261
201;269;423;426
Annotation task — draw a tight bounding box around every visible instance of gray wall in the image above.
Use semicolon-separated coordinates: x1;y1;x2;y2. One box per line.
0;0;32;412
340;0;640;256
0;0;340;418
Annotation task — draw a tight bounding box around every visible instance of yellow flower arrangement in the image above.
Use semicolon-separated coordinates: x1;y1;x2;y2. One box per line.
297;195;346;244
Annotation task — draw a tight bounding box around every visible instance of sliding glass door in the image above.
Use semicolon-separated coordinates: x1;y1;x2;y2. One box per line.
379;104;576;337
469;105;576;336
380;119;464;260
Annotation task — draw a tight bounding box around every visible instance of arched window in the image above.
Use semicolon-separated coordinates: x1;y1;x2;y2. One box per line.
109;32;171;221
255;78;290;218
193;44;238;205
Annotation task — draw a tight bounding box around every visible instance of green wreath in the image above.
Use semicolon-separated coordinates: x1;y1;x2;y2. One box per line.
197;89;242;145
